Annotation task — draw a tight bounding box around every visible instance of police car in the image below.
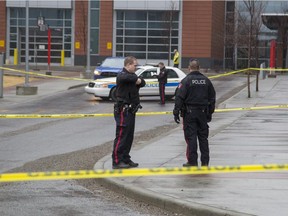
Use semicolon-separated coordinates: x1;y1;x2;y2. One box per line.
85;65;186;101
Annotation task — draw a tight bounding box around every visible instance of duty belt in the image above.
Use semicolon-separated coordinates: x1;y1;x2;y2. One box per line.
185;105;206;113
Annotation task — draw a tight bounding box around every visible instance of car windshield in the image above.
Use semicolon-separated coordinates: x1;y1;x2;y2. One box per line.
135;68;145;76
101;58;124;68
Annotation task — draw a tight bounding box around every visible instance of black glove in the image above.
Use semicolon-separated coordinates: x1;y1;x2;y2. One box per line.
173;110;180;124
206;114;212;123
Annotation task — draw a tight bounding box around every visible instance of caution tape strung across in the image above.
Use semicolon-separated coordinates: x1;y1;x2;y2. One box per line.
1;66;287;83
0;66;90;82
0;163;288;183
0;105;287;119
249;67;288;72
208;68;249;79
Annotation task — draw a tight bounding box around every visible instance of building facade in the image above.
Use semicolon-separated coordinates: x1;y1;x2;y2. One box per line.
0;0;230;69
225;1;288;69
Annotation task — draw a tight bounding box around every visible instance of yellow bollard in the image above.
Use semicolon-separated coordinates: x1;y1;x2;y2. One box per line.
61;50;64;66
14;48;18;65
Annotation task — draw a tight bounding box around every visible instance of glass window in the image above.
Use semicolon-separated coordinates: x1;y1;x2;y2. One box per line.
91;29;99;54
64;51;71;58
148;45;168;52
65;10;72;19
140;70;157;79
64;43;71;50
91;10;99;27
64;28;71;34
226;1;235;12
125;21;146;29
125;45;146;52
125;29;146;36
10;19;17;25
125;37;146;44
116;45;123;50
10;27;17;33
117;11;124;20
125;11;146;21
167;69;178;78
116;10;179;60
10;42;17;49
91;0;100;8
148;11;163;21
148;52;168;59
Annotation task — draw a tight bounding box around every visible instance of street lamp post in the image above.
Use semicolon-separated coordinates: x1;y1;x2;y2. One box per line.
86;0;91;75
25;0;29;86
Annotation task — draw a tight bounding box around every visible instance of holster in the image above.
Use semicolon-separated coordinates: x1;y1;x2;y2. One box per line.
130;104;142;114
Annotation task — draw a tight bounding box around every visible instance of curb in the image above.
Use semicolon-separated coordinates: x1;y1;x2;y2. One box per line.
94;156;251;216
67;83;87;90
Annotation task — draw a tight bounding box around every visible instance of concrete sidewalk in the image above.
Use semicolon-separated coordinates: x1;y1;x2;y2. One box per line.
95;75;288;216
1;70;88;109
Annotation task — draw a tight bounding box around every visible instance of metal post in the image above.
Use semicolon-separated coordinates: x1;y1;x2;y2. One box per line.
47;27;51;74
86;0;91;74
0;53;3;98
25;0;29;86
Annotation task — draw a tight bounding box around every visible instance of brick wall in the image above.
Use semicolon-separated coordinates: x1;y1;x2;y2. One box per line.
99;1;113;56
0;1;6;53
182;1;213;58
211;1;225;60
74;0;88;56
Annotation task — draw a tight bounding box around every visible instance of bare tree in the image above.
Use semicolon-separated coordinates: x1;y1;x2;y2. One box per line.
225;1;266;97
75;1;87;65
162;1;177;66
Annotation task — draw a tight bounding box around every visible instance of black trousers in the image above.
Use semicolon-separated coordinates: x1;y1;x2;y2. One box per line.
112;108;136;165
183;109;209;166
159;83;166;104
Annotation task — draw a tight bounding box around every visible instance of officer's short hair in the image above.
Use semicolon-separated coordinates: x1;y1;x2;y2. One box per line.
189;59;200;70
158;62;164;67
124;56;137;66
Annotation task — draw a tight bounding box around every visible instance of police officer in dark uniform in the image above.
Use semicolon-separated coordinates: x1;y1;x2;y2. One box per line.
112;56;146;169
173;59;216;167
157;62;168;104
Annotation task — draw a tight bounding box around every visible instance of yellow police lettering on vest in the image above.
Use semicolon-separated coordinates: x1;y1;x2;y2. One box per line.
192;79;206;85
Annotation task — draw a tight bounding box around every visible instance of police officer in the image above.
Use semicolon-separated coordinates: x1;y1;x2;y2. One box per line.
157;62;168;104
112;56;146;169
173;59;216;167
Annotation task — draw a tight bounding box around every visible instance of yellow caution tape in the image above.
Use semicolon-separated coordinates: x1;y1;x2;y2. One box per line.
215;104;288;113
208;68;249;79
249;67;288;71
0;104;287;118
0;163;287;182
1;66;286;83
0;66;90;82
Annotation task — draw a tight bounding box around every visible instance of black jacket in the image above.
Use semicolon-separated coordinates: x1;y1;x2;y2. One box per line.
157;67;168;84
116;68;146;105
174;71;216;114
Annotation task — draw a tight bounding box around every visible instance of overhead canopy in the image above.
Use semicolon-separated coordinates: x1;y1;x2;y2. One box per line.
262;13;288;30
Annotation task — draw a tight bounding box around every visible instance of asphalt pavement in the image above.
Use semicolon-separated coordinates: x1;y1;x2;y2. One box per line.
95;74;288;216
2;67;288;216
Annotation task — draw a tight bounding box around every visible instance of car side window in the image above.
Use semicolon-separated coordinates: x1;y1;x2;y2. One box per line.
140;69;157;79
167;69;178;78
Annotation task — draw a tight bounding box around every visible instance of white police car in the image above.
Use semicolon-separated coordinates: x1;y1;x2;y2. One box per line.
85;66;186;101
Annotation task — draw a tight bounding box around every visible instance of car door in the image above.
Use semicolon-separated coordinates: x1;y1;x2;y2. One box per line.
138;68;159;96
165;69;180;95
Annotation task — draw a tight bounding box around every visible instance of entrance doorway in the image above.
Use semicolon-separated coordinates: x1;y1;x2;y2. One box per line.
19;27;63;65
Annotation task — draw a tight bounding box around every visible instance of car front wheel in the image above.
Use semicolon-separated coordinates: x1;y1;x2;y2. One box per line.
110;87;117;102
